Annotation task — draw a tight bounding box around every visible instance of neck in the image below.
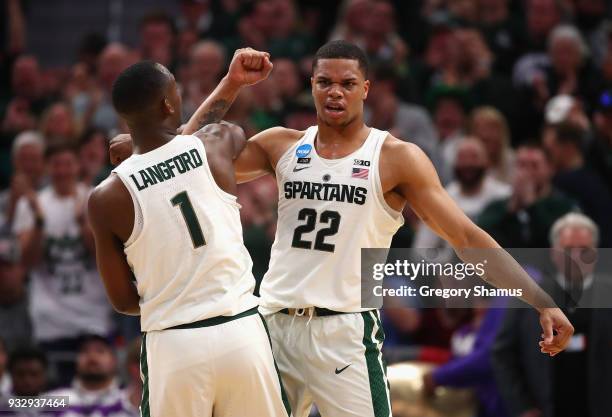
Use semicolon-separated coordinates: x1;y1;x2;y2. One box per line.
129;124;177;154
315;117;370;158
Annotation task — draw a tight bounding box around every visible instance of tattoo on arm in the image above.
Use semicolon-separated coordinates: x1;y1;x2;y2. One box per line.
197;99;230;128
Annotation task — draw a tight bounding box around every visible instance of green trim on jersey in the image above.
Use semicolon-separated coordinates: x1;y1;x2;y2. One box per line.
140;333;151;417
259;313;292;417
362;310;391;417
165;307;258;330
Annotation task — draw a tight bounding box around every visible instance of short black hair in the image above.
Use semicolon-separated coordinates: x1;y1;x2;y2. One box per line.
8;347;48;372
112;61;172;116
312;40;369;78
554;122;586;149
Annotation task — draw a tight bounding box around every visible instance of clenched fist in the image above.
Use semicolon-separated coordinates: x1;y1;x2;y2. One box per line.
225;48;273;88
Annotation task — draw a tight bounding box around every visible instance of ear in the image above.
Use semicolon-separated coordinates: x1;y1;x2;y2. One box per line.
163;98;175;115
363;80;370;100
310;76;315;91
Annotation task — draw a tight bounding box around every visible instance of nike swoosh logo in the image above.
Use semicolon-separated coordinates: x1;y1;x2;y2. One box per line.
293;166;311;172
335;364;351;374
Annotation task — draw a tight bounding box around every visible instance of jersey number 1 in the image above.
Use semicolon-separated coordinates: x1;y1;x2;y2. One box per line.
171;191;206;248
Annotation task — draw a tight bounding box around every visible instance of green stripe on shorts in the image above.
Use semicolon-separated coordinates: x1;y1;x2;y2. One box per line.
140;333;151;417
258;313;292;417
362;310;391;417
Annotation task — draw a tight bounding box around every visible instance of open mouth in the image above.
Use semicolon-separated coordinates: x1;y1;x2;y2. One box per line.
324;102;346;117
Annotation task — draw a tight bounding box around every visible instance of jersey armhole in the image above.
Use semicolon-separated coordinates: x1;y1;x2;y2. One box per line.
112;173;145;249
274;127;313;179
372;132;405;224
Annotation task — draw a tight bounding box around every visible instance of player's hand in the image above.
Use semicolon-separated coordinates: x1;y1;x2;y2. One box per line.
109;134;134;166
538;307;574;356
225;48;273;88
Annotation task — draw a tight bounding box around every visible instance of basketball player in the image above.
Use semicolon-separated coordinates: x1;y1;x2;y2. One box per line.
111;42;574;417
87;54;291;417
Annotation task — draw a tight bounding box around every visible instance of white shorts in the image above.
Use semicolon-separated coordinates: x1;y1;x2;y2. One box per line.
263;309;391;417
140;310;291;417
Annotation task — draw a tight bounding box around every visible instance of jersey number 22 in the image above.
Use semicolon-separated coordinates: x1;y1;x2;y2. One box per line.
291;208;341;252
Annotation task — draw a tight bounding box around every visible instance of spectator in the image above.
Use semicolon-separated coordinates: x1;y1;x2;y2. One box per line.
39;102;78;147
50;335;136;417
543;25;601;109
7;348;48;396
492;213;612;417
469;106;515;182
232;0;313;61
512;0;563;88
478;143;575;248
360;0;408;66
77;128;109;187
1;131;46;226
2;55;49;119
479;0;522;76
365;65;438;162
270;58;304;107
524;0;564;52
428;85;470;182
413;138;511;249
120;338;141;416
139;11;176;70
329;0;371;46
0;235;32;353
12;144;112;385
182;41;227;120
422;299;508;417
543;122;612;247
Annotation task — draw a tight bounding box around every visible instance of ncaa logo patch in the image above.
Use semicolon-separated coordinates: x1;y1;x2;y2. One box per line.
296;144;312;158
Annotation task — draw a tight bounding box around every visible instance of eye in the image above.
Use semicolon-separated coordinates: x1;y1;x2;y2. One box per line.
318;80;330;87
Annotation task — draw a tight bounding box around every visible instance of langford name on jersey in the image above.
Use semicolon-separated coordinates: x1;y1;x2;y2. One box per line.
130;148;203;191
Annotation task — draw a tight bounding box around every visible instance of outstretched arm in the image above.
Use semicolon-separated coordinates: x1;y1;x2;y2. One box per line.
87;178;140;315
386;139;574;355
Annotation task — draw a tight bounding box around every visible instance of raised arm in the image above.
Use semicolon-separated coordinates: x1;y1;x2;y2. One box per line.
182;48;273;134
384;138;574;355
87;177;140;315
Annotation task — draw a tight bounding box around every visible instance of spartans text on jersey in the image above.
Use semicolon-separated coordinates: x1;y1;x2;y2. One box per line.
284;181;367;205
130;149;203;191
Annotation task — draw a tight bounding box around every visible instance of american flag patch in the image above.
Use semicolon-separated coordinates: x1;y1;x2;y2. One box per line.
352;167;369;179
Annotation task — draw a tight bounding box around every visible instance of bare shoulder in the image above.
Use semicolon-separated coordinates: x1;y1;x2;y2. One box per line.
88;175;132;223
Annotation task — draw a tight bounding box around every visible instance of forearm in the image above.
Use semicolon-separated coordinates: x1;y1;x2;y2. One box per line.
182;77;243;135
454;226;555;312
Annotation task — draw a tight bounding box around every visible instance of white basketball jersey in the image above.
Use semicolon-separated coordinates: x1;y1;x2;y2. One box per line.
113;135;257;331
260;126;404;313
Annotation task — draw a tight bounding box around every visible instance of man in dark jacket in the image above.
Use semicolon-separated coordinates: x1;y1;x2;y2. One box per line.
492;213;612;417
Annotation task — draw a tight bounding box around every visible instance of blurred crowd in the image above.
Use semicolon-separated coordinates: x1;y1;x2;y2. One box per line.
1;0;612;416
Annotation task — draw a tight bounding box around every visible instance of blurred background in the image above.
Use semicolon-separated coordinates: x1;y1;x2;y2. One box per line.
1;0;612;416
